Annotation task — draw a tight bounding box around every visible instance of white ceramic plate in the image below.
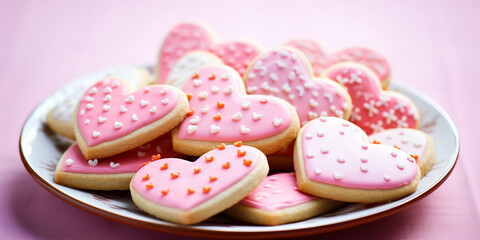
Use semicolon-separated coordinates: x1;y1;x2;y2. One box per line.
19;66;459;238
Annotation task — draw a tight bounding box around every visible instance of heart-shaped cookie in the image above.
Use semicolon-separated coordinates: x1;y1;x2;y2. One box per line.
74;78;189;159
54;132;183;190
225;172;342;225
172;65;300;156
166;50;223;89
294;117;421;203
130;143;269;225
286;40;391;89
323;62;420;135
370;128;436;177
244;47;352;126
156;22;261;83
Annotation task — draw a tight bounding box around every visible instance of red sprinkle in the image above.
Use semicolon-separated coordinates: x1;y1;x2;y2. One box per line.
160;163;168;170
192;73;199;79
237;149;246;157
161;189;169;195
152;154;161;161
209;176;218;182
193;167;201;174
142;173;150;181
171;172;180;179
372;140;381;144
187;188;195;194
203;187;211;194
186;93;192;101
410;154;419;161
209;73;216;80
234;141;243;147
187;108;195;116
145;182;154;189
217;143;226;150
243;159;252;167
205;156;214;162
213;113;222;121
222;162;230;169
217;100;225;109
393;145;401;150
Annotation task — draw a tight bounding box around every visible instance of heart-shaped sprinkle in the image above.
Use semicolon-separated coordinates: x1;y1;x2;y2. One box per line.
88;159;98;167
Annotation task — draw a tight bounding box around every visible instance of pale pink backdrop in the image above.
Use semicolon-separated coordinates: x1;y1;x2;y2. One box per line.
1;0;479;239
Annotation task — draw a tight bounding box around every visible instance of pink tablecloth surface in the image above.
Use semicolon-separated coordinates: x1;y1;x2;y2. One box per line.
1;0;479;239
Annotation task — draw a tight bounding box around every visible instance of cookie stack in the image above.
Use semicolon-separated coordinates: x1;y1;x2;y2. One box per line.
48;22;436;226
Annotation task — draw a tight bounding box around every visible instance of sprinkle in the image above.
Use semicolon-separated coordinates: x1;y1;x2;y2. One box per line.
189;116;200;124
150;106;157;113
224;86;233;95
88;159;98;166
269;177;279;181
98;116;107;123
86;103;94;109
103;105;111;112
241;101;251;110
410;154;419;161
142;173;150;181
243;159;252;166
193;79;202;87
234;141;243;147
186;93;192;101
361;143;368;150
209;73;216;80
160;163;168;170
217;143;226;150
104;86;112;93
192;73;199;79
270;73;279;81
187;188;195;194
171;172;180;179
125;95;134;103
394;145;401;150
305;133;313;139
397;162;405;170
221;74;229;80
334;172;343;180
321;147;329;154
141;161;151;167
360;164;369;172
237;149;246;157
187;108;195;116
205;156;214;162
114;121;123;129
222;162;230;169
317;131;325;137
210;124;220;134
203;187;211;194
337;156;346;163
232;112;242;121
132;114;139;121
187;125;198;134
85;96;94;102
252;112;262;121
120;105;127;113
372;140;381;144
92;131;100;138
65;158;74;166
240;125;250;134
209;176;217;182
161;189;169;195
361;156;368;162
198;91;208;99
391;152;398;157
384;175;392;181
103;95;111;102
194;167;201;174
213;113;222;121
145;182;154;189
89;87;98;95
273;118;283;127
306;151;315;158
151;154;161;160
161;98;169;105
216;100;225;108
211;86;219;94
140;100;149;107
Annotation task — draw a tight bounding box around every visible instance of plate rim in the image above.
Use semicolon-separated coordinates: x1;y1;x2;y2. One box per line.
18;75;460;238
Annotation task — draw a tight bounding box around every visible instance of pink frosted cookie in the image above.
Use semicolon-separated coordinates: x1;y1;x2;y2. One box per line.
294;117;421;203
74;78;189;159
172;65;300;156
286;40;391;89
328;47;391;89
225;173;342;225
54;132;183;190
370;128;435;177
285;39;330;77
324;62;420;135
156;22;261;83
130;142;269;225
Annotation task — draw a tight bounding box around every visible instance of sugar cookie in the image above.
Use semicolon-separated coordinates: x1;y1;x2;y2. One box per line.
130;143;269;225
294;117;421;203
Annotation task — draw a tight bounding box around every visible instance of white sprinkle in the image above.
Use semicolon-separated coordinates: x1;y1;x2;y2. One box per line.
288;71;296;81
125;95;134;103
85;96;94;102
198;91;208;99
317;131;325;137
314;168;322;175
321;147;329;154
189;116;200;124
276;60;287;69
269;177;279;181
103;95;111;102
150;106;157;113
360;164;369;172
119;105;127;113
193;79;202;87
140;100;149;107
397;162;405;170
269;73;279;82
187;125;198;134
86;103;94;110
242;101;251;110
304;82;314;89
210;124;220;134
306;151;315;158
384;175;392;181
98;116;107;123
224;86;233;95
84;119;90;125
247;86;258;93
161;98;169;105
240;125;250;134
201;105;209;114
391;152;398;157
273;190;282;194
360;156;368;162
110;162;120;168
273;117;283;127
88;159;98;167
79;109;85;116
252;112;262;121
92;131;100;138
337;156;346;163
89;87;98;95
282;83;291;93
104;86;112;93
65;158;74;166
305;133;313;139
114;121;123;129
334;172;343;180
309;99;318;108
232;112;242;121
361;143;368;149
132;114;138;121
248;73;256;79
211;86;219;94
308;111;318;120
221;74;229;80
288;94;295;101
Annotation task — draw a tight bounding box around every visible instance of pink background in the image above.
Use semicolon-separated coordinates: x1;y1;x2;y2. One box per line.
1;0;479;239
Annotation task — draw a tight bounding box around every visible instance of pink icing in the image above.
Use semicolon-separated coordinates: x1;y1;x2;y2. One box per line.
178;65;292;142
328;47;391;85
245;47;350;126
325;64;418;135
285;39;329;76
61;132;183;174
302;117;418;189
157;23;260;83
76;79;179;146
131;145;260;210
158;23;213;84
369;128;427;165
240;173;316;211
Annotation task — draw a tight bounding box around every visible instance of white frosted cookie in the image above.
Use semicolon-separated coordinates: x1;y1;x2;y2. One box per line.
166;50;223;89
130;142;269;225
46;66;154;139
369;128;435;177
225;173;342;225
